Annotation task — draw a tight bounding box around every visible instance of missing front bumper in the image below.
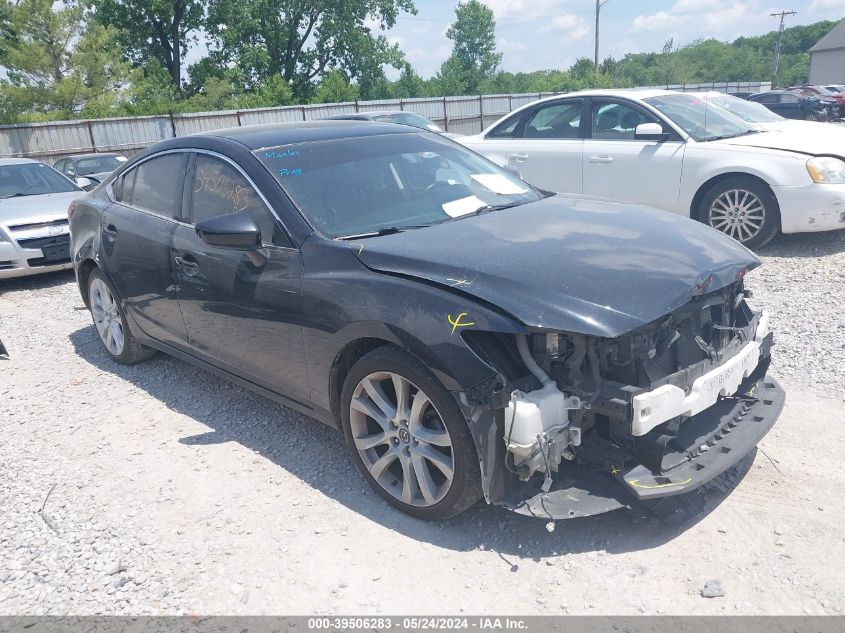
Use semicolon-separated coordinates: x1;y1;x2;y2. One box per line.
499;371;785;520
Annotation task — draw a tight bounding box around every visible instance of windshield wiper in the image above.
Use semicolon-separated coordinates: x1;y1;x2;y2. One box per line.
0;193;29;199
703;130;760;142
335;224;429;240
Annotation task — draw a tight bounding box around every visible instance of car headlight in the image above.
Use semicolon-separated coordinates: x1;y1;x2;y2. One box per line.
806;156;845;184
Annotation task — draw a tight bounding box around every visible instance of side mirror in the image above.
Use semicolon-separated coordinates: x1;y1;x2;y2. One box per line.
634;122;670;142
195;211;261;250
75;177;94;190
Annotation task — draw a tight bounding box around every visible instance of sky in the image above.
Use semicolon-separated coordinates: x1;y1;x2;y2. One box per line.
375;0;845;78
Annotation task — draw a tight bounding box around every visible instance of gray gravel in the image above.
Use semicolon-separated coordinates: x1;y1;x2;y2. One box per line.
1;228;844;615
747;228;845;391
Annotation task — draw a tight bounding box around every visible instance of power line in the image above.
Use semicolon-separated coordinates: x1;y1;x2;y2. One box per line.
770;9;796;85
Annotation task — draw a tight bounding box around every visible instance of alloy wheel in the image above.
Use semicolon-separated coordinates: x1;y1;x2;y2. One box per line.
89;278;125;356
349;371;455;507
708;188;765;242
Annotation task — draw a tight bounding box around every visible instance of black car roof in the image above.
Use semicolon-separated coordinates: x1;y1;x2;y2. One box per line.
194;120;417;149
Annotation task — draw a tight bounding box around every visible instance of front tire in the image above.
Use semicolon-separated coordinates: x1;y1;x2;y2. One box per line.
87;269;155;364
340;346;482;520
698;176;780;249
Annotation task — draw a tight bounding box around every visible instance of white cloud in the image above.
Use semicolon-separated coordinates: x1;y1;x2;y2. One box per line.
809;0;845;9
632;11;688;31
672;0;715;13
541;13;589;40
499;38;527;52
480;0;570;21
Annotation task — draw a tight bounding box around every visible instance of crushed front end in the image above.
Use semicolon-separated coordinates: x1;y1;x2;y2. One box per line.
458;280;785;520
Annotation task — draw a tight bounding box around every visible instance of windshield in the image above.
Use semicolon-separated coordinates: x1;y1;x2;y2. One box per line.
0;163;79;198
644;94;757;141
76;155;126;175
373;112;444;133
256;133;542;238
706;94;783;123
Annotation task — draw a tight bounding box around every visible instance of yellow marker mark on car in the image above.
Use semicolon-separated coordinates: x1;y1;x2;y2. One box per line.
447;278;472;287
447;312;475;335
610;465;620;475
628;478;692;490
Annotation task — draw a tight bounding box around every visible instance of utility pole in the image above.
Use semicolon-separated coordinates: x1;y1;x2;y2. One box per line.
594;0;611;74
770;10;797;86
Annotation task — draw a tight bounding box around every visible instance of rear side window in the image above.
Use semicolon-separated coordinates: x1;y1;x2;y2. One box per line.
524;100;583;139
190;155;287;247
487;113;523;139
128;154;187;219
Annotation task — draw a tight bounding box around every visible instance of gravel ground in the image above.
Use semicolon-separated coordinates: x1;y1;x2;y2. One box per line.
1;229;844;616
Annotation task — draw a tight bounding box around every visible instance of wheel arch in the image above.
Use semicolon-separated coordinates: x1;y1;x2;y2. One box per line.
76;258;99;307
328;337;394;421
690;172;778;221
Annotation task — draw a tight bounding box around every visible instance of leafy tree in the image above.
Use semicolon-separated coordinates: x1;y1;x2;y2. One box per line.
204;0;415;99
438;0;501;94
0;1;15;63
394;62;425;98
312;69;358;103
92;0;206;90
1;0;131;120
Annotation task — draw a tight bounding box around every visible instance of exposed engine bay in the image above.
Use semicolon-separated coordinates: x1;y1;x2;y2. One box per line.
460;279;783;517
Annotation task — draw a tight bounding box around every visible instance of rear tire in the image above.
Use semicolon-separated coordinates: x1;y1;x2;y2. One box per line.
698;176;780;249
87;269;155;364
340;345;482;520
804;111;820;122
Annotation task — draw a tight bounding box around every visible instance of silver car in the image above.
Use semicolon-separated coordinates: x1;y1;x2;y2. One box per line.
0;158;82;279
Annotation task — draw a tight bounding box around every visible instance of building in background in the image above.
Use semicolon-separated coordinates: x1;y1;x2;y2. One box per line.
809;20;845;84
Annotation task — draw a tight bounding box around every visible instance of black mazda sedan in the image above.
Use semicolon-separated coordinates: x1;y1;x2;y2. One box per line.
69;122;784;521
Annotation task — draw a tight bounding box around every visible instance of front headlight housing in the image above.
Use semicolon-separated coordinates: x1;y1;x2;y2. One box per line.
806;156;845;184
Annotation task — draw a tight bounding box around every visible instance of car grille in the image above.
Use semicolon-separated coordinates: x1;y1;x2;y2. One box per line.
0;260;15;270
17;234;71;267
7;218;69;232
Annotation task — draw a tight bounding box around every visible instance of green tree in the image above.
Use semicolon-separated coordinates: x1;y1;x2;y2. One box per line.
394;62;425;98
438;0;501;94
1;0;131;120
204;0;415;100
92;0;206;90
0;1;15;63
312;69;358;103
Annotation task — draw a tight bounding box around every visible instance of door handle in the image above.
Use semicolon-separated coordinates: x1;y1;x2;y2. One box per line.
589;155;614;164
174;255;200;276
102;224;118;238
510;153;529;163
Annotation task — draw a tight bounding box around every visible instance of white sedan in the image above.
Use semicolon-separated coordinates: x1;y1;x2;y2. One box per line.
0;158;83;279
459;89;845;248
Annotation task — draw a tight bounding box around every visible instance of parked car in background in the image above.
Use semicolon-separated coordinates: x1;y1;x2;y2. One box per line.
68;121;784;521
793;85;845;118
54;153;127;190
459;89;845;248
824;84;845;94
747;90;831;121
323;111;461;137
0;158;82;279
696;91;845;137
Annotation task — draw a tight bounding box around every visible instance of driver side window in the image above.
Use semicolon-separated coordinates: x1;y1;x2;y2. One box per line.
190;155;288;247
590;101;659;140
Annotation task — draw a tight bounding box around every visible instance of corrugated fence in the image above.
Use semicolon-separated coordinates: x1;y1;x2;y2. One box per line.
0;81;772;163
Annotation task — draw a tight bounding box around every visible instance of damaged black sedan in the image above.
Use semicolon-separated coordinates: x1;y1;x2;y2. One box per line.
69;121;784;521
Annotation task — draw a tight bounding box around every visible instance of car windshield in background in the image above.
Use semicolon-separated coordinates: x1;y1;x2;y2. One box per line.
76;155;125;175
644;94;757;141
256;132;542;239
706;94;784;124
0;163;79;198
372;112;444;133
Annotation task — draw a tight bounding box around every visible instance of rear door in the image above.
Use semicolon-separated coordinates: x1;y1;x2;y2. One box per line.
171;152;310;403
470;98;585;194
581;97;685;213
98;152;189;347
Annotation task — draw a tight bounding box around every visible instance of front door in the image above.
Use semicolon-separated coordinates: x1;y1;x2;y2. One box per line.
98;152;189;347
172;152;310;404
581;98;686;213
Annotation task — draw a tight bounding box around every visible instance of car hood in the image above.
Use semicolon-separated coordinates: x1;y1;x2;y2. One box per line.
352;195;759;337
0;191;81;225
716;129;845;158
